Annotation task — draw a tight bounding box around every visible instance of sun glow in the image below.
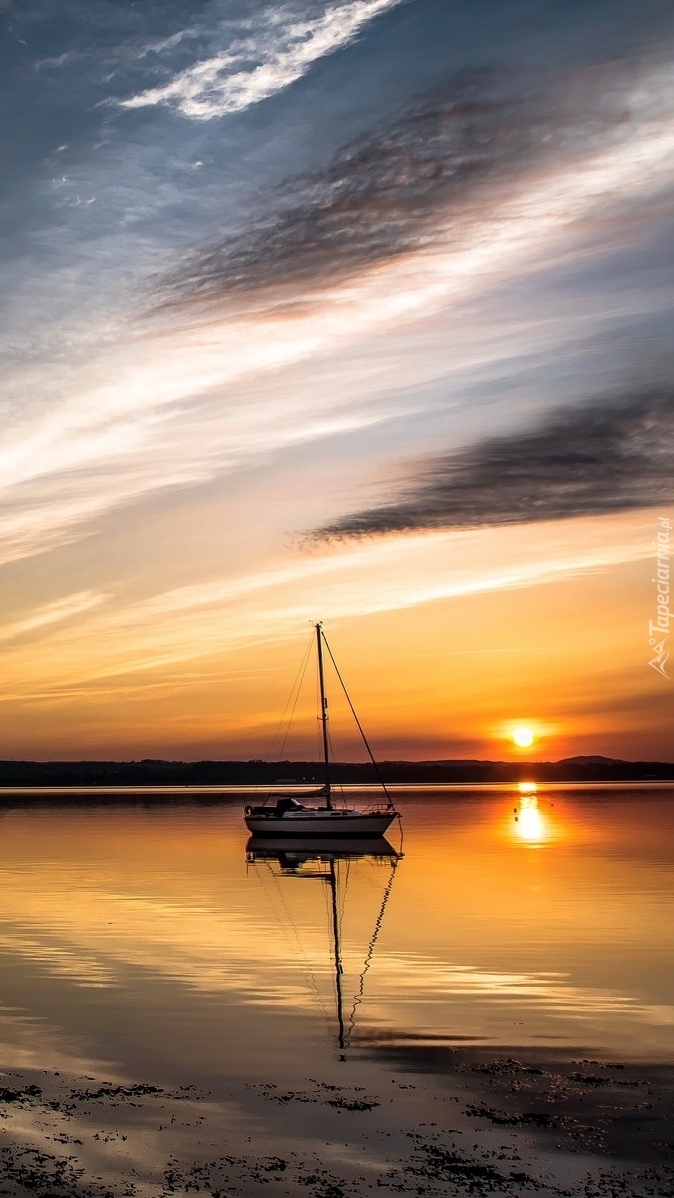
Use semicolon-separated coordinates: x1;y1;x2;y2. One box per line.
512;726;535;748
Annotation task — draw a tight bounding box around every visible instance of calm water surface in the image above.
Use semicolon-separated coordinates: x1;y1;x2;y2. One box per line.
0;786;672;1093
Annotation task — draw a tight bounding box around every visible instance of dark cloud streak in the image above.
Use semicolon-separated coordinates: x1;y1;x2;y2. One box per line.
158;60;635;307
311;385;674;538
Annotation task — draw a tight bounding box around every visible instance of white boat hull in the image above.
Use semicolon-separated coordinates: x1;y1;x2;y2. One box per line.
244;809;396;836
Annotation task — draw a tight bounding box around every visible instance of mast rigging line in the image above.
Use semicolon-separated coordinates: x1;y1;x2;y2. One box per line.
267;629;314;765
256;861;333;1032
316;622;332;808
319;628;396;811
345;855;399;1044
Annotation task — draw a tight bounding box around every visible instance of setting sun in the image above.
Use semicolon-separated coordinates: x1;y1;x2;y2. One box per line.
512;726;535;748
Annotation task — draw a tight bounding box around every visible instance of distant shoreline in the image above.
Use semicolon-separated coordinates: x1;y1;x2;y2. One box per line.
0;757;673;788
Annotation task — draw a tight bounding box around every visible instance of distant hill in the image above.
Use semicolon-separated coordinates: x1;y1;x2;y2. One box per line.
0;756;672;791
558;755;624;765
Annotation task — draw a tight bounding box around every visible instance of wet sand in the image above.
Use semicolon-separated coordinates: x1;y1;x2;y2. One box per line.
1;1050;673;1197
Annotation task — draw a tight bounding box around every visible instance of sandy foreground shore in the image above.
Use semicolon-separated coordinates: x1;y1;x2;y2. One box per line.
1;1051;673;1198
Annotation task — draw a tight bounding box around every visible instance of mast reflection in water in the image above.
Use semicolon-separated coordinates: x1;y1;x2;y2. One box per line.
246;836;402;1055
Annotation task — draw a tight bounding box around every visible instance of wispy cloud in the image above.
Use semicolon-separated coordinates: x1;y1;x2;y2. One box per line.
0;591;107;644
313;385;674;538
2;60;673;569
0;513;654;706
120;0;403;119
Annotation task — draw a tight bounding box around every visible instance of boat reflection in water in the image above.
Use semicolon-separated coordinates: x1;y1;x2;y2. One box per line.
246;836;402;1055
246;835;399;867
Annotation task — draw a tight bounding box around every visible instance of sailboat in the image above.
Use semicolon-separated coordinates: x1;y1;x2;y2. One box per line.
244;623;400;837
246;838;401;1052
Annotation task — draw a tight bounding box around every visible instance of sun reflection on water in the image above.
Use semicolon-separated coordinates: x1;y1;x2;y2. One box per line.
516;796;545;844
518;781;538;794
511;784;555;846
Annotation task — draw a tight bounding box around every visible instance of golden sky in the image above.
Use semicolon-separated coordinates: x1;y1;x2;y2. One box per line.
1;0;673;759
0;509;671;759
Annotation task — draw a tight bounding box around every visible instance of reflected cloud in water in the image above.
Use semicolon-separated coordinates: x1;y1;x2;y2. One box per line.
0;789;672;1083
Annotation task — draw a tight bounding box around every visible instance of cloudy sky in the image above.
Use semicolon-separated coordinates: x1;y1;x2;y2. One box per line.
1;0;673;760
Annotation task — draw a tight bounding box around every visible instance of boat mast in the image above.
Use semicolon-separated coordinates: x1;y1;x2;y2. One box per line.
316;622;332;809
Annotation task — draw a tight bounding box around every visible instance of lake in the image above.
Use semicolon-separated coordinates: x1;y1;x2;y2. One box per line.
0;784;671;1094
